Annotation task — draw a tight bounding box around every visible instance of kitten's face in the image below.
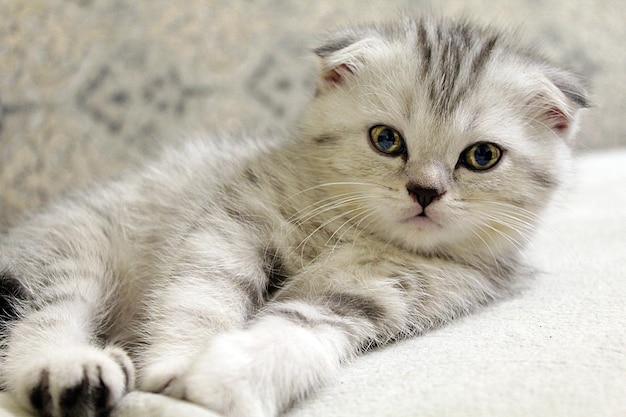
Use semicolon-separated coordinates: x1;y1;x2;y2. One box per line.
301;19;586;259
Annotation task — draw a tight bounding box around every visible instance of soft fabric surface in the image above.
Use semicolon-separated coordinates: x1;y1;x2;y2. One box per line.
1;149;624;416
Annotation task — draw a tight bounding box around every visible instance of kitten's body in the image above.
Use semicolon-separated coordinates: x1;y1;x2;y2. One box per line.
0;17;586;417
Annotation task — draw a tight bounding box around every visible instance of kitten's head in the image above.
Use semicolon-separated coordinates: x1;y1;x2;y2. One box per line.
299;17;588;262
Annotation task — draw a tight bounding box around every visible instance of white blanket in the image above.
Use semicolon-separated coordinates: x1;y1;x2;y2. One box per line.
1;149;625;417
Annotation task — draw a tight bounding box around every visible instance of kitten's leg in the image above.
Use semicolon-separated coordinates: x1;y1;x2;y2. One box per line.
170;249;498;417
136;233;267;395
166;261;412;417
1;280;135;417
0;204;134;417
169;293;387;417
136;277;254;395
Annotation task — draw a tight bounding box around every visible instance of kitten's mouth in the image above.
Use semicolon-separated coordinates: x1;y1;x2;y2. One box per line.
413;213;435;222
402;210;441;227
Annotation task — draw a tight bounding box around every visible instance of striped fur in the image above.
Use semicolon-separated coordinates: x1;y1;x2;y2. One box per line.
0;17;587;417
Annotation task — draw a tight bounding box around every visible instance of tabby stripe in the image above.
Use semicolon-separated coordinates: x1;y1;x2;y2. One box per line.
416;23;432;80
323;292;386;326
471;35;498;76
33;292;89;311
271;306;354;336
274;309;337;329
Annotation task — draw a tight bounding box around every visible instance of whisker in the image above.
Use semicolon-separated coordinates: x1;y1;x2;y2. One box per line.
476;217;529;253
285;181;394;202
461;199;541;224
289;193;370;224
461;218;502;267
324;208;380;264
294;205;372;266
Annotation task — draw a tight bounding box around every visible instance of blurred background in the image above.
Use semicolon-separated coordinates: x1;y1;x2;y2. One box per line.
1;0;624;229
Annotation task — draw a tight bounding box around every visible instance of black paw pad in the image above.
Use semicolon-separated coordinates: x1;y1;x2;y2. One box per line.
29;370;52;417
29;365;117;417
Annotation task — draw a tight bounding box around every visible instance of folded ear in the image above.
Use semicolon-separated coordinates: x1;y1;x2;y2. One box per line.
313;29;384;92
526;68;589;140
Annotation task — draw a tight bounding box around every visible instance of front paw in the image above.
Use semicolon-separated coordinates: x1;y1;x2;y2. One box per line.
168;316;340;417
138;357;191;395
171;333;276;417
14;345;134;417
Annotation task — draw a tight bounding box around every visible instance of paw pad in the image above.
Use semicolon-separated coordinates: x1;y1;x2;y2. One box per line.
22;346;134;417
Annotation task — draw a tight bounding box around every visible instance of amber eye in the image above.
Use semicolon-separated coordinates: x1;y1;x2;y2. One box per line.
460;142;503;171
369;125;405;156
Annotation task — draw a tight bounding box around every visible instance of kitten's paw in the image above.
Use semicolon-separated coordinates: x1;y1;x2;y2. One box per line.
172;334;275;417
15;345;134;417
138;357;190;395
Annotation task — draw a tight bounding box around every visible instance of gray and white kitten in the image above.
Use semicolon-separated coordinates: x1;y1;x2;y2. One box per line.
0;17;587;417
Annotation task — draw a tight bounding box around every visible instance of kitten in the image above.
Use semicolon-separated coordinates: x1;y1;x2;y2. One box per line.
0;16;587;417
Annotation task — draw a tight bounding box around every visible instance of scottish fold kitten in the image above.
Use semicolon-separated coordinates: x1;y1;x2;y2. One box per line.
0;16;587;417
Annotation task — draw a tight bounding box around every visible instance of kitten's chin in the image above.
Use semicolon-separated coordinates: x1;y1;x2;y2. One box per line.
389;213;527;263
389;211;480;258
388;215;454;255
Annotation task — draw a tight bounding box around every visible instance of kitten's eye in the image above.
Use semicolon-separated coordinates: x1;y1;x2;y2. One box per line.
460;142;503;171
369;125;405;156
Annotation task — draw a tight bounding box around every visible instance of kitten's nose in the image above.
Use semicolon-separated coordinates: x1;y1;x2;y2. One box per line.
407;184;444;208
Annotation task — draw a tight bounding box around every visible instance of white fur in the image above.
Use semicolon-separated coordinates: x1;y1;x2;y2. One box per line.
173;314;349;417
